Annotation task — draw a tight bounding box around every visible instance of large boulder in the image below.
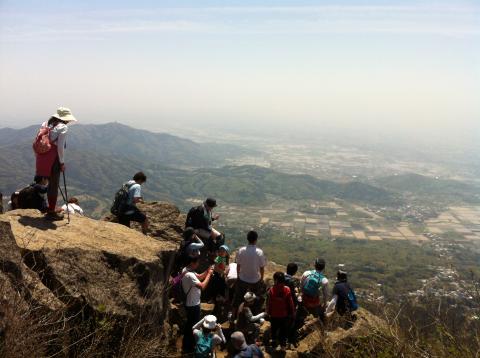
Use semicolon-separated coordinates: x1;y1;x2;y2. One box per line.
104;201;185;243
1;208;180;356
3;209;177;319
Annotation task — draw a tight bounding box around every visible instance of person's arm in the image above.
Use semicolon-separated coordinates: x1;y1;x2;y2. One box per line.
189;236;204;251
195;269;213;291
56;125;68;167
192;317;205;331
322;279;329;304
246;307;267;323
132;185;143;203
266;290;272;316
325;295;338;315
286;288;295;317
260;266;265;281
214;325;226;344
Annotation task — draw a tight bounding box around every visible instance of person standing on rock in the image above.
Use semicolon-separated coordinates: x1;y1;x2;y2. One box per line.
301;258;329;322
266;272;296;351
182;256;214;354
118;172;149;234
233;231;267;317
34;107;77;221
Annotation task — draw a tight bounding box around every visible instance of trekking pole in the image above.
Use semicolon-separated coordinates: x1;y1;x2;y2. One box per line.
62;171;70;224
58;184;70;224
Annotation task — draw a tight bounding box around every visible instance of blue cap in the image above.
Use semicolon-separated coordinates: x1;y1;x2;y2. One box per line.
219;245;230;253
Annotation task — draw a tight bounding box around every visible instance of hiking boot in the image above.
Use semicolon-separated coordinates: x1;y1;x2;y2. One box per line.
45;212;64;221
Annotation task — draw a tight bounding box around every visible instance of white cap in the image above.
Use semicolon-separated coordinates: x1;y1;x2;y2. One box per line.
52;107;77;123
203;315;217;330
244;292;256;303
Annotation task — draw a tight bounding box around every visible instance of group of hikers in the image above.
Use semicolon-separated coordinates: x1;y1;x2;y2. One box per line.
8;107;359;357
172;200;359;357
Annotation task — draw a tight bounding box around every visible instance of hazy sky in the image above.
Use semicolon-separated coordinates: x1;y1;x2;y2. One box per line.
0;0;479;136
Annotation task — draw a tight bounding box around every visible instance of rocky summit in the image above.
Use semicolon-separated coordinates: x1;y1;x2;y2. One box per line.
0;202;395;358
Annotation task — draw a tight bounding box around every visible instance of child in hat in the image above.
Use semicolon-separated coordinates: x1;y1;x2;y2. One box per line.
193;315;225;358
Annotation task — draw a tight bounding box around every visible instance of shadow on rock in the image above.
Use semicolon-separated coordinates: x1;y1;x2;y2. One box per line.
18;216;57;231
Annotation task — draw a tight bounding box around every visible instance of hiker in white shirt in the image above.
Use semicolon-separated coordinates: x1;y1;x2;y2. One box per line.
181;257;214;354
61;197;84;216
233;231;267;317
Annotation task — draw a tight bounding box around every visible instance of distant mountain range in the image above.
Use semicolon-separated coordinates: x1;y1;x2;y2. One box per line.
1;123;477;217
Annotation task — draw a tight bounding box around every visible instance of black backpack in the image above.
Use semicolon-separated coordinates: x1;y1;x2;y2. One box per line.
110;182;133;216
185;205;204;228
13;185;44;211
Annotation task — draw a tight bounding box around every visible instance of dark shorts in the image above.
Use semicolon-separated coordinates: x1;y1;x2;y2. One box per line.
119;206;146;227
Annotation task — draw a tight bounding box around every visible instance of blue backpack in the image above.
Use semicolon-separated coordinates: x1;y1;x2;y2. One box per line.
195;333;214;358
302;271;325;297
347;287;359;311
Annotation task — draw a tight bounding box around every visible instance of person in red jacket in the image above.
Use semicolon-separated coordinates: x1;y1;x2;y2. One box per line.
266;272;296;350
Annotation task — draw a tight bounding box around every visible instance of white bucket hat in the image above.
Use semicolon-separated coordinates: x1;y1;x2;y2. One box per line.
203;315;217;330
52;107;77;123
244;292;256;303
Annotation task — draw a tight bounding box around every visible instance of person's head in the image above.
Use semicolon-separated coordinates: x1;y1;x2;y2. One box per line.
231;331;248;351
243;292;256;306
204;197;217;211
286;262;298;276
315;258;326;272
247;230;258;245
273;271;286;285
68;197;79;205
183;227;195;242
133;172;147;185
218;245;230;257
186;256;200;270
337;270;348;282
34;175;49;186
202;315;218;333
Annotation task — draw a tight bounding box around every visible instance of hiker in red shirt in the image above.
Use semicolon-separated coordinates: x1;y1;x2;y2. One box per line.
266;272;296;351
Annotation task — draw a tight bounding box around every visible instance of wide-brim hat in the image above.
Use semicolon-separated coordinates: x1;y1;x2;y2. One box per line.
52;107;77;123
203;315;217;329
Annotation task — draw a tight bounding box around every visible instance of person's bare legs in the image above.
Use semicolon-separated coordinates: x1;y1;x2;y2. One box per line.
142;218;149;234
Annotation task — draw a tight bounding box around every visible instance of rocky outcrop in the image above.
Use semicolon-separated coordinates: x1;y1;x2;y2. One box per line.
104;201;185;243
1;206;179;356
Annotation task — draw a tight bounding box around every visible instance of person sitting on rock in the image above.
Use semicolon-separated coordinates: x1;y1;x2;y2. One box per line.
61;197;84;216
233;231;267;318
118;172;149;234
186;198;224;260
267;272;296;351
231;331;265;358
236;292;266;345
11;176;50;213
182;257;214;354
193;315;226;358
301;258;329;322
325;270;358;327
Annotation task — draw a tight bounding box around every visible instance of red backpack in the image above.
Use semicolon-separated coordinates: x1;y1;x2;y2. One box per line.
33;126;52;154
